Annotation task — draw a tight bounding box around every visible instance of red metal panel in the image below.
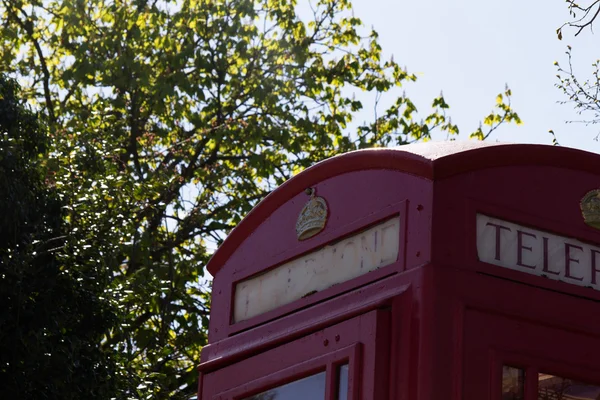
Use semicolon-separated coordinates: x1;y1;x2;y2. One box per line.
227;200;407;335
200;270;416;370
199;142;600;400
215;345;360;400
209;169;432;341
207;142;600;277
464;310;600;400
430;265;600;400
201;310;390;400
433;165;600;300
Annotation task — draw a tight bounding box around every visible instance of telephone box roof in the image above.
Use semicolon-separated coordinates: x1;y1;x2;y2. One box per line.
206;141;600;276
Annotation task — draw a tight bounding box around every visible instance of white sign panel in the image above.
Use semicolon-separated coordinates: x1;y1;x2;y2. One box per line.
233;217;400;323
477;214;600;291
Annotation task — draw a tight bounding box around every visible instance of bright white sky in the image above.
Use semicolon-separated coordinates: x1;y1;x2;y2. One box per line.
342;0;600;153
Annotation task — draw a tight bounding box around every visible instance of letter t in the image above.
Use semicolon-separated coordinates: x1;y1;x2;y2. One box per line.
486;222;512;261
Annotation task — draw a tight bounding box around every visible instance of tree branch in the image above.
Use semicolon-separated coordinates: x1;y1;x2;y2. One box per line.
4;0;56;122
559;0;600;37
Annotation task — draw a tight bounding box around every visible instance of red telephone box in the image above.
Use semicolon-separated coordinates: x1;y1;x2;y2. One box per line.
197;141;600;400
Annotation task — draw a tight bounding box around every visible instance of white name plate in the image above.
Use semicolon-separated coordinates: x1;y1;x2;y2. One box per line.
233;217;401;323
477;214;600;291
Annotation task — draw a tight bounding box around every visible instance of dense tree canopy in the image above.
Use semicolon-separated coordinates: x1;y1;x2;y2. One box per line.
0;75;117;399
0;0;521;398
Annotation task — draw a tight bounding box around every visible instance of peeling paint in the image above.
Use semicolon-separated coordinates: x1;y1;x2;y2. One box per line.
233;217;400;322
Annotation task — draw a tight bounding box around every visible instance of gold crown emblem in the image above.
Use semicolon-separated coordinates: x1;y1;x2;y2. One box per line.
581;189;600;229
296;188;328;241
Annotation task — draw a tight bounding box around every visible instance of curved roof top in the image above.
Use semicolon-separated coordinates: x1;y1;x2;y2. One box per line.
206;142;600;275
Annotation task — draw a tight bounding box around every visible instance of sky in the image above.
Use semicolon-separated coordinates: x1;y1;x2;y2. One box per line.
203;1;600;268
332;0;600;154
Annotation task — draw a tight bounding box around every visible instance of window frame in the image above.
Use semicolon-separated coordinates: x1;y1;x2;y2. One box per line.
463;308;600;400
217;344;360;400
203;309;389;400
495;351;600;400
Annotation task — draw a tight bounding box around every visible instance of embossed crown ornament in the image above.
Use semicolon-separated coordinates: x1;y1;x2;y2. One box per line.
581;189;600;229
296;188;328;241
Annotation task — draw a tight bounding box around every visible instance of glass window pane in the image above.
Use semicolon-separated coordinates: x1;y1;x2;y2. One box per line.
243;371;326;400
502;366;524;400
539;373;600;400
338;364;349;400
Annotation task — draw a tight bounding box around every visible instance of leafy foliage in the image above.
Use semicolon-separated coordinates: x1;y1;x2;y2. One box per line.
0;0;520;398
470;86;522;140
0;75;117;399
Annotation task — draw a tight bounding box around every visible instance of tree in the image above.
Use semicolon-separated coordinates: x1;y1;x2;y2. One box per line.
557;0;600;39
554;45;600;140
555;1;600;141
0;75;117;399
0;0;521;398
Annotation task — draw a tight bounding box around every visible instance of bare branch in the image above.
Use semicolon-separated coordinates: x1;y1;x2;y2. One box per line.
559;0;600;37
